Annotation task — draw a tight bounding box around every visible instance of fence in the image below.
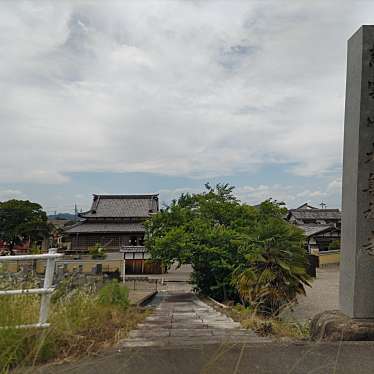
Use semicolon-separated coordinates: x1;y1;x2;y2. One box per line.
0;248;63;329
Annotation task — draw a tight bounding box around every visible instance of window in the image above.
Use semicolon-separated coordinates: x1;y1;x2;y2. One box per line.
96;264;103;274
130;236;137;246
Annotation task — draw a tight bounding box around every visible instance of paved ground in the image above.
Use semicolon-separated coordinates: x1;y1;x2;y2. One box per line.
149;264;193;292
127;264;193;294
128;289;157;305
127;264;193;282
281;266;339;322
122;291;268;347
36;270;374;374
38;341;374;374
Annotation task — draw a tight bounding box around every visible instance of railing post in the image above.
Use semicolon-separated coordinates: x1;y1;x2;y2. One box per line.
122;257;126;285
39;248;57;326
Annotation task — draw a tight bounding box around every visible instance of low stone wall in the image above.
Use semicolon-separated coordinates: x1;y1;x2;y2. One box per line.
319;251;340;266
0;258;123;275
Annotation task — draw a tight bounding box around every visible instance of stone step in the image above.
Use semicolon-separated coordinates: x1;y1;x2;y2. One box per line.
128;328;260;340
120;292;267;348
169;329;214;337
138;323;209;329
134;328;246;336
128;330;171;338
122;339;168;348
204;322;241;328
122;335;269;348
171;323;209;329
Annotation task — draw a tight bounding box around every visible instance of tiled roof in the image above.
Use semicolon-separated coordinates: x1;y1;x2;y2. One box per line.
298;224;333;237
288;209;341;220
296;203;319;210
65;222;145;234
79;194;159;219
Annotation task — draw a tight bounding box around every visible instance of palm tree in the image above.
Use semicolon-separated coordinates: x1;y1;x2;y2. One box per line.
233;219;311;316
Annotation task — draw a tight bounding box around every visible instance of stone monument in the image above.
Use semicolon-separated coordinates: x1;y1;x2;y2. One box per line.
312;26;374;341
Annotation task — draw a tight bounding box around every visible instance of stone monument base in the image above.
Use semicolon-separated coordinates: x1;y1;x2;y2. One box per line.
311;310;374;341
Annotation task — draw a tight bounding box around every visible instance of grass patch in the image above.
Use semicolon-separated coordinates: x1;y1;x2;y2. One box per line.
227;304;310;340
202;296;310;340
0;279;149;373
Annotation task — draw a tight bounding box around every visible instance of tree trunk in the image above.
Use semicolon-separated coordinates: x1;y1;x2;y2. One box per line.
222;285;227;301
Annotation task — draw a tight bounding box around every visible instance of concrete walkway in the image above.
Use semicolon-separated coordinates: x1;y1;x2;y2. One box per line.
281;266;339;322
38;341;374;374
121;291;269;347
37;286;374;374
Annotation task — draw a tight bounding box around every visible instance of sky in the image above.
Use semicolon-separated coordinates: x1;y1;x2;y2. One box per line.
0;1;373;214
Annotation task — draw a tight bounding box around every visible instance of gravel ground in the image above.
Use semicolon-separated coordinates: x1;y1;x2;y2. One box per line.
281;266;339;322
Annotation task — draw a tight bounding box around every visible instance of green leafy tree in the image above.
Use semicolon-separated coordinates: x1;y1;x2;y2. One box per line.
0;199;50;249
328;239;340;251
145;183;255;300
145;184;311;315
232;200;311;315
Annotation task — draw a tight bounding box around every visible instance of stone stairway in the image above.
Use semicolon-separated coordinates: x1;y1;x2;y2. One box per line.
121;292;270;347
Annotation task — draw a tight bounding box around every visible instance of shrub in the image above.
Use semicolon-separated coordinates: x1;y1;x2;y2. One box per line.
98;280;129;309
29;247;41;255
328;240;340;251
229;304;310;340
89;243;106;259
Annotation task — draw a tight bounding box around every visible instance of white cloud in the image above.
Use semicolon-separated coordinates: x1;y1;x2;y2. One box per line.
0;2;371;183
158;187;202;206
157;179;342;208
235;181;341;208
0;189;26;201
327;177;342;193
236;184;296;205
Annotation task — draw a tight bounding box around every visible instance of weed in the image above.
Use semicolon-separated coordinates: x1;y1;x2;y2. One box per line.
223;303;310;340
98;280;129;309
0;278;146;373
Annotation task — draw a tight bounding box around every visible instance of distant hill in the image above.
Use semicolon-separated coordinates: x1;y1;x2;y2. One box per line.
47;213;78;221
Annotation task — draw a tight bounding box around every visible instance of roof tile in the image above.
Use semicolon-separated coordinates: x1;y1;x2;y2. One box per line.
80;194;159;218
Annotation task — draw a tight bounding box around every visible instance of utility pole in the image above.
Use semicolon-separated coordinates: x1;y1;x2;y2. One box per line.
320;201;327;209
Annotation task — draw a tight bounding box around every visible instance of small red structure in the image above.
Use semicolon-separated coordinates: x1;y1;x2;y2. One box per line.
0;239;31;254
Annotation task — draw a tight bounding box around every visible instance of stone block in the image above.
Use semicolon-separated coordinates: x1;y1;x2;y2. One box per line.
311;310;374;341
170;329;214;337
341;25;374;318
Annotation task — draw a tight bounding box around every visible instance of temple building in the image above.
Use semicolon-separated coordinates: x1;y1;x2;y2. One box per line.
286;203;341;265
65;194;161;274
287;203;341;229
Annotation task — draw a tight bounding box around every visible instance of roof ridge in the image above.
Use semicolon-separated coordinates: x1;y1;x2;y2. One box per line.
93;194;159;199
290;208;340;212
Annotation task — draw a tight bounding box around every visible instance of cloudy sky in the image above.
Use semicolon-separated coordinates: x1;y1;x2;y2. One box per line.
0;1;372;214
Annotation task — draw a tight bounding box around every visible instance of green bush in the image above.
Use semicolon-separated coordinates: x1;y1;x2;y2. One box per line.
88;243;106;259
98;280;129;309
328;240;340;251
29;246;41;255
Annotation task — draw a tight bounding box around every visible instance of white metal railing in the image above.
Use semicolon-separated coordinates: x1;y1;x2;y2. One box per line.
0;248;63;329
